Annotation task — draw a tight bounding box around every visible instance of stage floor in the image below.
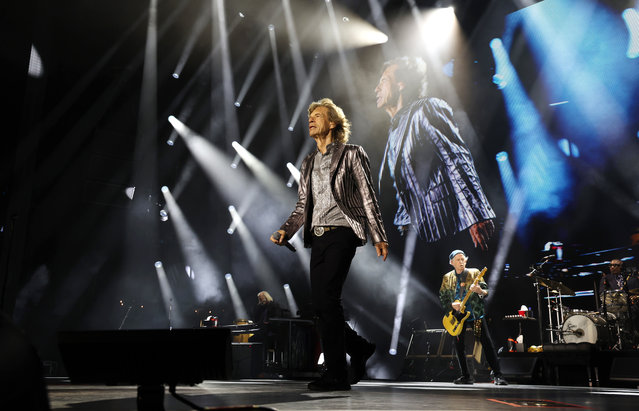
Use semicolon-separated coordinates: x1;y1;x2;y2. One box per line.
47;378;639;410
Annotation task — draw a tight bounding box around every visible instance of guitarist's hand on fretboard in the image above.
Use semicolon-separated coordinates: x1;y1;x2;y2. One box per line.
469;283;484;295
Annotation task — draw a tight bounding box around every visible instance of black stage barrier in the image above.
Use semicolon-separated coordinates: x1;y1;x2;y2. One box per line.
58;328;234;411
543;343;600;387
502;344;639;387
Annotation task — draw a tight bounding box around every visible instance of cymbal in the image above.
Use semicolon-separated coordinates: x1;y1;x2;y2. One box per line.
533;276;575;295
629;288;639;295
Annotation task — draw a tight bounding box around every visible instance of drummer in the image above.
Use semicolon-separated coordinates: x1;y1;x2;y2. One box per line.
600;259;625;291
599;259;626;312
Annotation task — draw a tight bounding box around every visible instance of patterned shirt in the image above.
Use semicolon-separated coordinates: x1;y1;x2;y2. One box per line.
311;143;350;229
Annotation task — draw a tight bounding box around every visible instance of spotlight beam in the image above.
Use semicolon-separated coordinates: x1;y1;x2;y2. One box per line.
486;189;525;304
286;162;300;184
283;284;300;317
172;11;209;78
162;9;245;125
168;116;256;208
324;0;358;102
287;55;324;132
154;262;185;328
234;43;269;107
212;0;240;148
228;206;282;294
282;0;308;93
225;274;249;321
286;139;315;187
268;25;295;153
235;104;270;163
161;186;224;303
388;230;417;355
231;141;296;206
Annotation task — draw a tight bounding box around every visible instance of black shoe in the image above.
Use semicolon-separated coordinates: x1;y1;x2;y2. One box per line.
349;342;376;384
308;376;351;391
493;375;509;385
453;375;474;385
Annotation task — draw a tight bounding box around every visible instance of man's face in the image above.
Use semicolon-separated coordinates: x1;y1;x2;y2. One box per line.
450;253;467;273
375;64;401;109
610;259;623;275
308;106;334;139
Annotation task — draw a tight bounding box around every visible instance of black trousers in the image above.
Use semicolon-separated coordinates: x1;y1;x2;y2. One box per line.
454;319;502;378
310;227;369;380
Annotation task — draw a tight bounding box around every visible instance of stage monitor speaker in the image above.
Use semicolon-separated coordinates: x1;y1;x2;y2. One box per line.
58;328;232;386
609;357;639;383
499;355;541;383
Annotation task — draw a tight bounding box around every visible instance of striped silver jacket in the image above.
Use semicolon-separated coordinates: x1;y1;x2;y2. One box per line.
379;97;495;242
281;142;388;248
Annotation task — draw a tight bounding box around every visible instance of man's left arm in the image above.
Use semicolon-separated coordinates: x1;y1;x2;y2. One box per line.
350;146;389;260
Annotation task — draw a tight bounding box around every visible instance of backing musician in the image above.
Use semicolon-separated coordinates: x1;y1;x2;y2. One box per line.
600;259;638;347
599;259;625;297
599;259;628;317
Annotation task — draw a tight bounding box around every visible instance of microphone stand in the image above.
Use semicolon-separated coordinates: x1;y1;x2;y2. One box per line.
533;276;544;345
119;301;134;330
168;299;173;330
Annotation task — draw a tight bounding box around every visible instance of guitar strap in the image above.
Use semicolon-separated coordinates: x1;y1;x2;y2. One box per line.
454;269;468;300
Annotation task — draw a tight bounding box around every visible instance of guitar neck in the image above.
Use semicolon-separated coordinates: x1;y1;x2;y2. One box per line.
458;267;487;311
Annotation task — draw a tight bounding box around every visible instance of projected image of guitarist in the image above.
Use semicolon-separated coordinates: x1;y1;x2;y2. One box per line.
439;250;508;385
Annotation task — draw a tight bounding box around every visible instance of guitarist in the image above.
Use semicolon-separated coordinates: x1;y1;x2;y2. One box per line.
439;250;508;385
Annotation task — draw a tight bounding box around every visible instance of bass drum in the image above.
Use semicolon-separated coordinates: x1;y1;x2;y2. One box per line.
562;313;611;345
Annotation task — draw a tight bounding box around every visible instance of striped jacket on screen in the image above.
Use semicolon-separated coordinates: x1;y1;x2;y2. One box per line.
378;97;495;242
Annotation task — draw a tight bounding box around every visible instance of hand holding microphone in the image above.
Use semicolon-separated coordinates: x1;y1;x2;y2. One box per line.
271;230;296;253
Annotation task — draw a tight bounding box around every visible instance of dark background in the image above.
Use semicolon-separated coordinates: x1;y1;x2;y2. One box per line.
2;0;638;379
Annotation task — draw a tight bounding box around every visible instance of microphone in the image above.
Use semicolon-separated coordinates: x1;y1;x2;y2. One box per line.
272;231;296;253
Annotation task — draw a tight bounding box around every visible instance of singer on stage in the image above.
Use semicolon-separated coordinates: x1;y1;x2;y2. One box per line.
271;98;388;391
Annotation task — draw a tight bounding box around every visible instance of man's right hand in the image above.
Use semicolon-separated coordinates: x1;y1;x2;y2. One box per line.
469;219;495;251
451;301;461;312
270;230;286;245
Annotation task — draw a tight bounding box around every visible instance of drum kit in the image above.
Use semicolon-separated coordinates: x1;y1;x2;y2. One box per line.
535;275;639;349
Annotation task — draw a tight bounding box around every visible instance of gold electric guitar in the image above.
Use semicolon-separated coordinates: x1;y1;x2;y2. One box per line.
442;267;487;336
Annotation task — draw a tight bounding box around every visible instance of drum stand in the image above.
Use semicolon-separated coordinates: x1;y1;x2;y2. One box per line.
610;321;623;351
546;289;568;343
600;289;623;350
534;278;544;344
